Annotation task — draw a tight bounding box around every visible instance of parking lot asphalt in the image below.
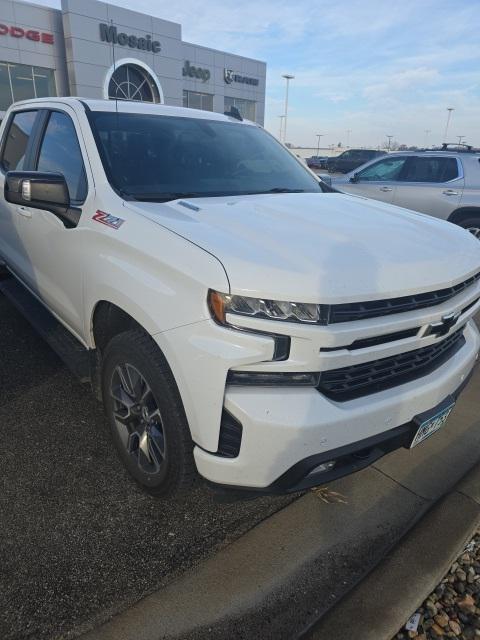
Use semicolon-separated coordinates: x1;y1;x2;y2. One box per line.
0;291;295;640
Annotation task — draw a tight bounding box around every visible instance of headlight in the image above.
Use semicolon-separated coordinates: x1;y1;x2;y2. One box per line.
208;290;328;325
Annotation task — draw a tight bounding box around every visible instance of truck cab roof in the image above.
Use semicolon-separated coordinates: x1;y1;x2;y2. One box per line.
7;97;256;125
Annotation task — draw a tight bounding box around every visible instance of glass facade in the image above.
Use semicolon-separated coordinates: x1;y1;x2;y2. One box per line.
224;96;256;121
0;63;56;111
183;90;213;111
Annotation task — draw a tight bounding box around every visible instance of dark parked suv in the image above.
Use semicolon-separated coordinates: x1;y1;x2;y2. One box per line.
306;155;329;170
328;149;386;173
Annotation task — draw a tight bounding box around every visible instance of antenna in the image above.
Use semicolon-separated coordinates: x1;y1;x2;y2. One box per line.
224;106;243;121
110;19;119;121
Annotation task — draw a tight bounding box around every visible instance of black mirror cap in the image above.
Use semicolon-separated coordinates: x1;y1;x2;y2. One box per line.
5;171;70;214
350;173;359;183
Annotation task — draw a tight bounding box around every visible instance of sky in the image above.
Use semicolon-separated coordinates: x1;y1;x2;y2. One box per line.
33;0;480;148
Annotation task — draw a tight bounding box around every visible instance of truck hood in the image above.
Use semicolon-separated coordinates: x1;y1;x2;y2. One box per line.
125;193;480;303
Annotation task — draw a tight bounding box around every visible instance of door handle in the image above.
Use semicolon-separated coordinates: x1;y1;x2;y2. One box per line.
16;206;32;218
379;186;393;192
442;189;458;196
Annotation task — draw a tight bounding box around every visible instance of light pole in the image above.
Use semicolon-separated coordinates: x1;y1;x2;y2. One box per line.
457;135;465;145
386;135;393;151
424;129;431;147
316;134;325;157
278;115;285;141
346;129;351;148
444;107;454;142
282;74;294;143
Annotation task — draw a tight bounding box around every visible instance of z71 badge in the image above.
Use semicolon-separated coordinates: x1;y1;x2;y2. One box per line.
92;210;125;229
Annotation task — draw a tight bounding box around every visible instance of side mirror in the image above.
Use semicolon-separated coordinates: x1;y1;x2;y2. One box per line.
350;173;360;183
5;171;70;215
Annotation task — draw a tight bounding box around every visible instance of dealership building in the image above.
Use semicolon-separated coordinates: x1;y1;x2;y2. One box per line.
0;0;266;123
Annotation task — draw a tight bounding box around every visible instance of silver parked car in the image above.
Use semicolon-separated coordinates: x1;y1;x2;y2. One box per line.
327;145;480;238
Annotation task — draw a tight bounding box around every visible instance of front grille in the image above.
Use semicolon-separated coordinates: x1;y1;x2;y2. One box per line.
328;271;480;324
318;328;466;401
320;327;419;352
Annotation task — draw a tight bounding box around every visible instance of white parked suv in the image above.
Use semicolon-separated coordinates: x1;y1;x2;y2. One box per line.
328;146;480;237
0;98;479;497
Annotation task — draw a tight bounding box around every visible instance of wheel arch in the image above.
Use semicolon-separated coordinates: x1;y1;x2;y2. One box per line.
90;301;189;414
91;300;146;352
448;207;480;226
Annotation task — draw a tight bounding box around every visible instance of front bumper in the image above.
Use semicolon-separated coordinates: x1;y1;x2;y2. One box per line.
205;373;475;497
193;321;480;491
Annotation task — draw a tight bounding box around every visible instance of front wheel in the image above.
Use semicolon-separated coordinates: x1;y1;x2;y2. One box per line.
457;217;480;239
101;329;196;496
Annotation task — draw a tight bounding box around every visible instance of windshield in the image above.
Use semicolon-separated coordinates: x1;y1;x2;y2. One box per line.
89;112;322;201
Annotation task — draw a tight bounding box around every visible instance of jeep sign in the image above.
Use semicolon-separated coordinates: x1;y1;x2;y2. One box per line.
182;60;210;83
99;23;161;53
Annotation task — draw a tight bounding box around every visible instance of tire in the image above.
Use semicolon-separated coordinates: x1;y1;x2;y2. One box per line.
101;329;196;496
456;217;480;240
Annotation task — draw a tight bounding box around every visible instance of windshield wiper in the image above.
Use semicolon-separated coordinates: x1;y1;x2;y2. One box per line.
257;188;306;194
129;192;201;202
126;188;309;202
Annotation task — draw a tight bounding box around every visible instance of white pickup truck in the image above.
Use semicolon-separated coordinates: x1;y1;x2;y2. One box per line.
0;98;479;498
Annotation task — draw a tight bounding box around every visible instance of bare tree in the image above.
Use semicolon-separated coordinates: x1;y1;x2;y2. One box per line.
382;139;400;151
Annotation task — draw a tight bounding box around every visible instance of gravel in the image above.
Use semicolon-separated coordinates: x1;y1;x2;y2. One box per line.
0;292;297;640
394;530;480;639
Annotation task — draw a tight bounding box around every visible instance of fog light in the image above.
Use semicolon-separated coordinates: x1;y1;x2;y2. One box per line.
226;371;321;386
310;460;336;474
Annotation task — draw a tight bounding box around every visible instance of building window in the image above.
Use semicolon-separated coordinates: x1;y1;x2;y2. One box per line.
108;63;161;103
0;63;56;111
224;97;256;121
183;90;213;111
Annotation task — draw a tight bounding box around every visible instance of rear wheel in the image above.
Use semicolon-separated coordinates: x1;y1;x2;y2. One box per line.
101;329;196;496
456;217;480;239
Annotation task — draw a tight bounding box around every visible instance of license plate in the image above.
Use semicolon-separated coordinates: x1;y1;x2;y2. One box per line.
410;402;455;448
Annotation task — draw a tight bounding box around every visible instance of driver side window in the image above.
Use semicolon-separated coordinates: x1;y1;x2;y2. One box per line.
357;157;407;182
36;111;87;203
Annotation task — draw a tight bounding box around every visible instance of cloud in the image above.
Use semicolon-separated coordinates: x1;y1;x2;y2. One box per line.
362;67;441;100
31;0;480;147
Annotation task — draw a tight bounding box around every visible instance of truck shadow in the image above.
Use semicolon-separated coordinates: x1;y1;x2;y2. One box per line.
0;289;62;404
0;289;296;640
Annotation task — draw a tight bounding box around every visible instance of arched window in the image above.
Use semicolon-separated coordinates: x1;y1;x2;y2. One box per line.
107;63;161;103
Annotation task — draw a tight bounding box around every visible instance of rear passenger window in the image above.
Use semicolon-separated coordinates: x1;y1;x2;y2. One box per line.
402;157;459;183
1;110;37;171
37;111;87;202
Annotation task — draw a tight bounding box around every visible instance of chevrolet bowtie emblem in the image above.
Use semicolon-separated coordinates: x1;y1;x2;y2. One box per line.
425;311;461;338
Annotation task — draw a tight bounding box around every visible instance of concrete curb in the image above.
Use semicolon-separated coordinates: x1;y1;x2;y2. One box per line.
78;369;480;640
79;466;427;640
302;462;480;640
